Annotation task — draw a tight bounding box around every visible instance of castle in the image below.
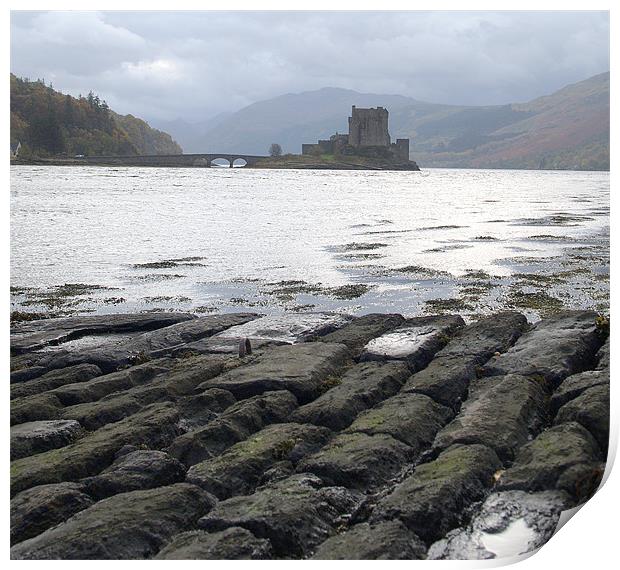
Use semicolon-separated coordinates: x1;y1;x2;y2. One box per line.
302;106;410;162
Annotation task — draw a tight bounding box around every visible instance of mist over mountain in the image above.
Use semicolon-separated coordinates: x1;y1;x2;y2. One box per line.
162;72;608;171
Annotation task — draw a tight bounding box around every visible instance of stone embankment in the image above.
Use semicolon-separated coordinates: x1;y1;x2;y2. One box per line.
9;310;609;559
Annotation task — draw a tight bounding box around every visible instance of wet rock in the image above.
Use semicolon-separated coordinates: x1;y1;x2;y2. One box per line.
402;358;476;410
11;482;94;546
428;490;570;560
554;384;609;452
345;392;453;451
10;483;216;560
551;369;609;413
11;402;181;496
10;364;102;399
291;361;409;431
187;423;331;498
11;419;83;460
403;312;527;408
432;374;548;462
127;313;260;357
556;461;606;502
199;473;363;557
60;356;227;430
498;422;601;501
198;342;350;403
10;393;64;425
10;312;195;355
257;461;295;486
10;365;48;384
213;312;353;344
167;390;298;467
481;310;602;386
49;359;173;406
13;314;255;374
595;337;610;370
171;336;280;357
176;388;237;430
311;520;427;560
318;313;406;357
370;444;502;543
155;527;273;559
297;432;413;489
81;450;186;500
61;395;146;431
156;355;231;396
359;315;465;371
433;312;528;361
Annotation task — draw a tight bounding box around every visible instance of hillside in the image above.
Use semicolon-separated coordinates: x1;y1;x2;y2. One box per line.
10;74;182;157
182;73;608;170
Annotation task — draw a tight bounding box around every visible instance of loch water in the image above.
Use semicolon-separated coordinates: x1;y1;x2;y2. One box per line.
10;166;609;321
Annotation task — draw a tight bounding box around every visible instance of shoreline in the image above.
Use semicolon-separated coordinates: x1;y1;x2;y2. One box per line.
10;158;611;173
10;155;421;171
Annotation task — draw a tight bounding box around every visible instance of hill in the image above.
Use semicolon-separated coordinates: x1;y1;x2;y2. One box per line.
183;73;608;170
10;74;182;157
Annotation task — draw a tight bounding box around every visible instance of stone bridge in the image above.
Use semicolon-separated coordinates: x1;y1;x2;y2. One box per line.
75;153;268;168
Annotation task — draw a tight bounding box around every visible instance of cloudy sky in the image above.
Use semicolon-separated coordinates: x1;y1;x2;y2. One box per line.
10;10;610;123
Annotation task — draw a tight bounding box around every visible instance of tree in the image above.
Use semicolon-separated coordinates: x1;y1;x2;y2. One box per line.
269;143;282;157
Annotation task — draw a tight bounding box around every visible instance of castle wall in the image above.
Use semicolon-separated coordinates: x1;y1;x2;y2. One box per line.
348;106;391;147
392;138;410;161
301;106;411;163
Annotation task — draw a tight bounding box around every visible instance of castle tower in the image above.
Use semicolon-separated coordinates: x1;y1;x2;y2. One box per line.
348;106;391;147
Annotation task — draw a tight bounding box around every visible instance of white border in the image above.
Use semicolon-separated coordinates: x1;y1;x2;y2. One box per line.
3;2;615;568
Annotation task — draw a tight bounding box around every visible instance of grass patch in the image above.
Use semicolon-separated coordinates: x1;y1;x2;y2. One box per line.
142;295;191;303
10;310;50;323
133;273;185;281
337;253;385;261
419;225;465;231
464;269;491;280
261;280;324;302
394;265;450;278
132;259;206;269
324;284;371;300
505;289;565;316
425;298;471;312
340;242;388;251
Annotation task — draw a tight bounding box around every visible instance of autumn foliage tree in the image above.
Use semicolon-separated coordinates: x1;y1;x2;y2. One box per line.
10;74;182;157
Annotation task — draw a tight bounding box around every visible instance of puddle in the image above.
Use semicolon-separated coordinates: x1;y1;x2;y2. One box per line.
480;518;536;557
38;333;138;352
215;312;353;344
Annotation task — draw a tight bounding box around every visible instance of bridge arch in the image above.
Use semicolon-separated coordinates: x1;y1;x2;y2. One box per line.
210;157;231;167
232;158;247;167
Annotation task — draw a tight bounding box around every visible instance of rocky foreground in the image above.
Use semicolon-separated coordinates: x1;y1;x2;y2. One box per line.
10;310;609;560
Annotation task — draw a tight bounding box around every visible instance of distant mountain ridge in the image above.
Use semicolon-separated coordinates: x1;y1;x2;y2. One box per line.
10;74;182;157
173;72;608;170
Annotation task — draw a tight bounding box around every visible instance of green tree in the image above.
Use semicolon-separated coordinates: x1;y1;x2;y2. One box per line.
269;143;282;157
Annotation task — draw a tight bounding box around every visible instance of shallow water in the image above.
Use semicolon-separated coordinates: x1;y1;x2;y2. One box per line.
10;166;609;320
479;518;536;558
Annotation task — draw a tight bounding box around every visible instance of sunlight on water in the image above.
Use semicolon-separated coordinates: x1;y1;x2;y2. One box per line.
10;166;609;319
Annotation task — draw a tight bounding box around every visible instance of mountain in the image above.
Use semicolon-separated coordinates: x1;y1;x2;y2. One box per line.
10;74;182;157
192;73;609;170
147;112;233;153
192;87;418;156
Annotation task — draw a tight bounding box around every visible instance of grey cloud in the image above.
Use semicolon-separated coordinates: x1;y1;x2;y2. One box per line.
10;10;609;122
